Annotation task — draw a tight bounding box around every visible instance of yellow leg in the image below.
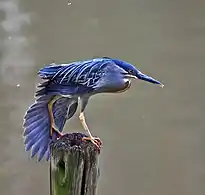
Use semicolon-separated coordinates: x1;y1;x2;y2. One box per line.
79;112;102;148
79;112;91;136
48;96;63;137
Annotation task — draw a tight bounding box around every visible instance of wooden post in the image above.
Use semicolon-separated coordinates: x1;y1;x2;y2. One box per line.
50;133;101;195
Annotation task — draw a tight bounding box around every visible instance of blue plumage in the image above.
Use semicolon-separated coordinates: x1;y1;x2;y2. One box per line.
52;97;78;131
23;57;163;161
23;81;78;161
38;59;112;86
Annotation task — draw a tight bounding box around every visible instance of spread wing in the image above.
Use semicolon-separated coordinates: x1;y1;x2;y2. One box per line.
23;82;79;162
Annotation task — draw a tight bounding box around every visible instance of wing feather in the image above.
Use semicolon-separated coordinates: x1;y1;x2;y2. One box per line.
38;58;118;88
52;97;78;132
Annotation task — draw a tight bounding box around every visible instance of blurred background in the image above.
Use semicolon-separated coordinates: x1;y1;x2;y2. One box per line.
0;0;205;194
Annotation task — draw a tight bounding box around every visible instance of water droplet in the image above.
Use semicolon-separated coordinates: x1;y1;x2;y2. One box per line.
68;1;71;5
16;84;20;87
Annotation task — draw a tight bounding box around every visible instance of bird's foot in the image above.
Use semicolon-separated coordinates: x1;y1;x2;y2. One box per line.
57;132;63;138
82;136;102;149
53;128;63;138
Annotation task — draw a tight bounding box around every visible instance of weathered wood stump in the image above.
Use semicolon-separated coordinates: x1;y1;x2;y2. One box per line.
50;133;101;195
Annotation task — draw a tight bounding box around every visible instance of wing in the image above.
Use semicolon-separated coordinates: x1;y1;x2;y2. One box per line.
23;94;53;162
52;97;78;132
23;81;79;162
38;58;122;89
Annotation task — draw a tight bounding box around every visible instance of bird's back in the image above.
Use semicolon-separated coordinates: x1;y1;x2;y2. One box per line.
38;58;110;81
37;57;133;96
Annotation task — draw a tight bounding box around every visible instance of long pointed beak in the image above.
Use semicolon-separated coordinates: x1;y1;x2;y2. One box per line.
136;71;164;88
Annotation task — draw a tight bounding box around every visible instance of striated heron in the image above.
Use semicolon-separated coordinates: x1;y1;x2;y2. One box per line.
23;57;164;161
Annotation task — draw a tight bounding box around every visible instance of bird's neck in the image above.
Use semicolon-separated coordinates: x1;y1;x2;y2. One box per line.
115;79;131;93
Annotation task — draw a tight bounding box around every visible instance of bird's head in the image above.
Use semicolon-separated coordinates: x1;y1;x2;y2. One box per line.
109;58;164;88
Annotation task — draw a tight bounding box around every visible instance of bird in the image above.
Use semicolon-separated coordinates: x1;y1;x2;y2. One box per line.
22;57;164;161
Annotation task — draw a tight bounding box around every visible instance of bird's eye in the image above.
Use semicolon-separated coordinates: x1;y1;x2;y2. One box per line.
128;69;135;75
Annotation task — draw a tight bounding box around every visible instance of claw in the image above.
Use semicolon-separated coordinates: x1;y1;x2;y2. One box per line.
82;136;102;149
56;130;63;138
52;128;63;139
92;137;102;145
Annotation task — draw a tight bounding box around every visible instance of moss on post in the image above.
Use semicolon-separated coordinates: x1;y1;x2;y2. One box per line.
50;133;101;195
